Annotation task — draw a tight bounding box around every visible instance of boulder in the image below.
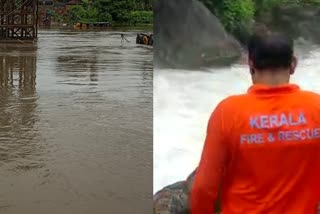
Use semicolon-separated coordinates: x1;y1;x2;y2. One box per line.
154;0;242;70
153;181;189;214
153;170;196;214
153;169;220;214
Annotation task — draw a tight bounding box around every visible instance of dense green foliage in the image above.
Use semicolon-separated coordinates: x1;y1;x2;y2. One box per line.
55;0;153;25
200;0;320;37
129;11;153;25
68;4;100;23
207;0;255;34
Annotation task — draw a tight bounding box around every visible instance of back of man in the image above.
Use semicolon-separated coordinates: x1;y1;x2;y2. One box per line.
190;33;320;214
220;85;320;213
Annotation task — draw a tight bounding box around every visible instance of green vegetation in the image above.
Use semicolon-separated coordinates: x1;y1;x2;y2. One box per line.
199;0;320;41
53;0;153;26
129;11;153;25
204;0;255;35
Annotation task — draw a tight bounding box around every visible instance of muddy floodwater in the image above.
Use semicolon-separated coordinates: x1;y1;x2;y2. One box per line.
0;29;153;214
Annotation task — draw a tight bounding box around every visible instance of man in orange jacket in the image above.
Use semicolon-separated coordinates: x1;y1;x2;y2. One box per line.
191;33;320;214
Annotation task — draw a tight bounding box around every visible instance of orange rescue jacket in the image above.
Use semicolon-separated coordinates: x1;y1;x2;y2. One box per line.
191;84;320;214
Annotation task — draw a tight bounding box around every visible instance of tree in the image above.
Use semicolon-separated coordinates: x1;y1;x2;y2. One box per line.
94;0;136;22
60;0;153;24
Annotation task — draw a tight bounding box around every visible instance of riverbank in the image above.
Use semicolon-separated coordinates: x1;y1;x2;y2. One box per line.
40;1;153;30
40;23;153;32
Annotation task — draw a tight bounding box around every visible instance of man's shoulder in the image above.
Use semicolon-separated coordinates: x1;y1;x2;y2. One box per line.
299;89;320;98
217;93;249;108
296;90;320;107
211;94;249;118
218;90;320;105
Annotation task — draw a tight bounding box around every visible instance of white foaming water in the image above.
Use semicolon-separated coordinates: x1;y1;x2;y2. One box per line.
153;47;320;193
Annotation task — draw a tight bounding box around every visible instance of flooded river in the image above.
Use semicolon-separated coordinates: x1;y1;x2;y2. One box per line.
0;29;153;214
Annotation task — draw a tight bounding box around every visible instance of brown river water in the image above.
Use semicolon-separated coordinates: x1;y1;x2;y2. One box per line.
0;29;153;214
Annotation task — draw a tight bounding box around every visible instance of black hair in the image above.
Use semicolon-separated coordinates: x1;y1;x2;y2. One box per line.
248;33;294;70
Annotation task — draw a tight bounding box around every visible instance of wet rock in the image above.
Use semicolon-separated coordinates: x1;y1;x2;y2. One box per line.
153;169;221;214
186;169;196;193
153;170;196;214
154;0;242;70
153;181;189;214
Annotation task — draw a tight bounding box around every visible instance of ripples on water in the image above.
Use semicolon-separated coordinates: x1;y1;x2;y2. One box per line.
0;29;153;213
154;45;320;193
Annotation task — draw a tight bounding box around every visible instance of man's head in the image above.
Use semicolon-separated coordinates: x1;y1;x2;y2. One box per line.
248;33;297;85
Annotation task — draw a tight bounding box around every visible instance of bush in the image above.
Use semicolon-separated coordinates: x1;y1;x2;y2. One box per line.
255;0;291;14
199;0;320;43
200;0;255;35
85;7;99;22
254;0;320;14
98;13;113;22
220;0;255;33
58;0;153;25
129;11;153;25
94;0;135;23
307;0;320;4
68;5;88;22
68;5;99;23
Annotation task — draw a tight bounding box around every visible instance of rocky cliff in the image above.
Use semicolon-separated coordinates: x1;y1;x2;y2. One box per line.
154;0;242;70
